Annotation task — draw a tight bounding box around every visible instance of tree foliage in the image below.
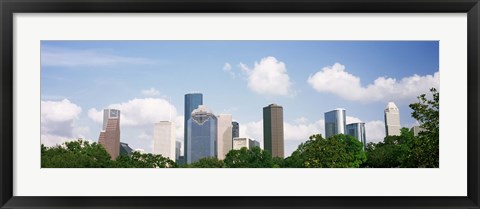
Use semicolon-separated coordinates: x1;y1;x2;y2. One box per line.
285;134;366;168
408;88;439;168
363;128;413;168
187;157;225;168
223;147;275;168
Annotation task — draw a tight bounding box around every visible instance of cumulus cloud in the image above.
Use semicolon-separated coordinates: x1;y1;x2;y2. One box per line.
364;120;386;143
88;98;177;127
141;88;160;97
41;46;155;67
223;62;235;78
41;99;85;146
307;63;439;103
240;56;294;96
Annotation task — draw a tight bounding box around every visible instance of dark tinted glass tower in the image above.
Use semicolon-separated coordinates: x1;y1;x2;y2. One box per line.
184;93;203;164
232;121;239;138
324;108;346;138
263;104;284;158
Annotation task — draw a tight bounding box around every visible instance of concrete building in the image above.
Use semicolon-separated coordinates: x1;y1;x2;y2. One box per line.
98;109;121;160
263;104;284;158
324;108;346;138
411;125;426;136
187;105;217;164
385;102;401;136
233;137;260;150
153;121;176;161
346;122;367;150
216;114;233;160
184;93;203;165
232;121;239;138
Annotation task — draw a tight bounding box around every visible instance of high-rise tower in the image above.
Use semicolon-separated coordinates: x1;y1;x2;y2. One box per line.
153;121;176;161
184;93;203;164
384;102;401;136
263;104;284;158
232;121;239;138
346;122;367;150
98;109;120;160
216;114;233;160
187;105;217;163
324;108;346;138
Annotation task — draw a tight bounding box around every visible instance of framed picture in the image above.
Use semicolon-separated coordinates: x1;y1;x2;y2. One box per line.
1;0;479;208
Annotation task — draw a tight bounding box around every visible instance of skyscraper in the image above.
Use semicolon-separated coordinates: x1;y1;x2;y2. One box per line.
119;142;133;156
176;141;181;161
232;121;239;138
324;108;346;138
153;121;176;161
233;137;260;150
187;105;217;164
184;93;203;164
216;114;233;160
384;102;401;136
263;104;284;158
346;122;367;150
98;109;120;160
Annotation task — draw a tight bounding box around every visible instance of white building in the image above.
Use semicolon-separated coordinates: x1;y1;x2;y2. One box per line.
233;137;260;150
384;102;401;136
153;121;176;162
216;114;233;160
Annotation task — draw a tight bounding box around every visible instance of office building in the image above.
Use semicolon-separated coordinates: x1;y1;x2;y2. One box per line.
176;141;181;161
411;125;426;136
98;109;121;160
119;142;133;156
153;121;176;161
217;114;233;160
324;108;346;138
346;122;367;150
187;105;217;163
385;102;401;136
233;137;260;150
184;93;203;164
263;104;284;158
232;121;239;138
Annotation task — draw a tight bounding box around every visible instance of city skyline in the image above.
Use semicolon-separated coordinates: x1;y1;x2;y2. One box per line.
40;41;439;157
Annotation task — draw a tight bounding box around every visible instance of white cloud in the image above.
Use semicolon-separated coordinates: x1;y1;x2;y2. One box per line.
239;120;264;145
284;120;325;141
42;47;155;67
365;120;386;143
223;62;235;78
41;99;84;146
240;56;294;96
88;98;177;127
141;88;160;97
294;117;309;124
307;63;439;103
346;116;362;124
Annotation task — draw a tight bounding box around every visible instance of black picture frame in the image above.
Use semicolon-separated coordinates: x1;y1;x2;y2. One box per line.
1;0;479;208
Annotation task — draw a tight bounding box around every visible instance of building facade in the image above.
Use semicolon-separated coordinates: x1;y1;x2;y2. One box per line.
184;93;203;164
384;102;401;136
411;125;426;136
119;142;133;156
187;105;217;164
98;109;121;160
233;137;260;150
232;121;239;138
324;108;346;138
216;114;233;160
263;104;284;158
153;121;176;161
176;141;181;161
346;122;367;150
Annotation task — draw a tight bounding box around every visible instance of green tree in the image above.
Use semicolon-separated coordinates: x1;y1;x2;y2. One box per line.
41;139;113;168
408;88;439;167
363;128;414;168
285;134;366;168
188;157;224;168
114;151;176;168
223;147;275;168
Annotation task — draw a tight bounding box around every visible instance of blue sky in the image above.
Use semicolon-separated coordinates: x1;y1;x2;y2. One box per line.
40;41;439;157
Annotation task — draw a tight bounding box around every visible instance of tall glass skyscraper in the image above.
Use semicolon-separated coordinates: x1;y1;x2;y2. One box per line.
384;102;401;136
232;121;239;138
324;108;346;138
263;104;284;158
184;93;203;164
346;122;367;150
187;105;217;164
